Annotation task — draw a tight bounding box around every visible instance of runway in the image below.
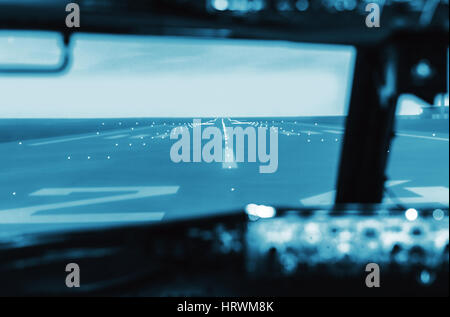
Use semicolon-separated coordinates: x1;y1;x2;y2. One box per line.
0;117;448;238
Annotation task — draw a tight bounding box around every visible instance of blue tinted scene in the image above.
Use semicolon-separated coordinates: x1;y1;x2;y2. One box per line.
0;0;448;298
0;32;360;233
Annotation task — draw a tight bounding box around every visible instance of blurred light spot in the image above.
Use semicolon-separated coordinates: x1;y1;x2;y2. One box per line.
295;0;309;11
343;0;357;10
405;208;418;221
339;231;352;241
434;230;449;249
305;222;321;243
397;94;427;116
212;0;229;11
419;270;432;285
337;242;350;253
413;60;432;79
245;203;276;219
265;227;294;244
433;209;444;221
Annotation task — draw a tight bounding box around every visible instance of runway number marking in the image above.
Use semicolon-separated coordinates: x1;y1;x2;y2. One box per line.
300;180;449;206
0;186;179;224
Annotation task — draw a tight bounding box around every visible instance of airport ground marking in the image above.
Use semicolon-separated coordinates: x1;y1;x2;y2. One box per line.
0;186;179;224
300;180;449;206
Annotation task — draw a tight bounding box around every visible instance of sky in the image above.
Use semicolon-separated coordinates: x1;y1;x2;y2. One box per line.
0;31;431;118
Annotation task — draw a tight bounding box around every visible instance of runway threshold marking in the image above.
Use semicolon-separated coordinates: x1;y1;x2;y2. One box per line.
0;186;179;224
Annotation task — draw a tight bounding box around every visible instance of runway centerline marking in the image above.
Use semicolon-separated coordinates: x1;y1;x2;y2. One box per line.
222;118;238;169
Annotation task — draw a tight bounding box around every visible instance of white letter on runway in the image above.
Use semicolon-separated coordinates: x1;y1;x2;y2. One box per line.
258;127;278;174
170;127;191;162
202;126;223;163
193;119;202;162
